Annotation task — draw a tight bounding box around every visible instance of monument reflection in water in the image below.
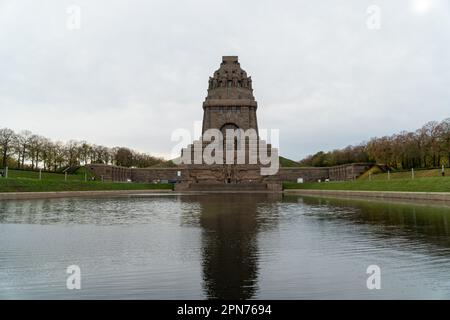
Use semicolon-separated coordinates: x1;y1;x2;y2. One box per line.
1;194;450;299
181;193;280;299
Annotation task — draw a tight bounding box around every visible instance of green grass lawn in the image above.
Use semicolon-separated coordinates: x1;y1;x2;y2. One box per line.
0;178;173;192
283;176;450;193
358;167;446;180
279;156;301;167
6;167;95;181
0;168;172;192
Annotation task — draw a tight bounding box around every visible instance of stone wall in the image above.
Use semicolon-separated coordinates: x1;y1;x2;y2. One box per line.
87;163;373;184
269;167;330;183
87;164;181;182
87;164;133;182
328;163;373;181
131;167;181;182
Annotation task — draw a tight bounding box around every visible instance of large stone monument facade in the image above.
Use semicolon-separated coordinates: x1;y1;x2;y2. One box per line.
87;56;373;190
177;56;279;190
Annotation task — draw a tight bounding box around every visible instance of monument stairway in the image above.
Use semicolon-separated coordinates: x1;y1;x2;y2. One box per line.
187;183;269;192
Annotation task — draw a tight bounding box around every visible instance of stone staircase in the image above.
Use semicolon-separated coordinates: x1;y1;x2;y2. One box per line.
175;182;281;192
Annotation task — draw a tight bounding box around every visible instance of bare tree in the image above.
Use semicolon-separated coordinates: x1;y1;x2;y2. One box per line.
40;138;56;171
79;141;92;165
53;141;66;170
13;130;33;169
28;135;46;169
65;140;80;167
0;128;16;168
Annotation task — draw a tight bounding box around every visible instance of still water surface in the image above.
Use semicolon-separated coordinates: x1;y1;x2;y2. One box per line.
1;193;450;299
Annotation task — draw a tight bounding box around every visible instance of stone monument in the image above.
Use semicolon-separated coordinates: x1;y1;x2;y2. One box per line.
177;56;279;190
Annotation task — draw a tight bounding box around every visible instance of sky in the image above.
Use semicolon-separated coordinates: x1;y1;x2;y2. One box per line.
0;0;449;160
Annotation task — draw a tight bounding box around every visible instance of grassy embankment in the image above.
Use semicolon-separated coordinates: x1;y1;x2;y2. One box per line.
284;167;450;192
279;156;302;167
0;168;172;192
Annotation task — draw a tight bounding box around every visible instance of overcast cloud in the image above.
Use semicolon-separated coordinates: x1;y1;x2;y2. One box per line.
0;0;449;159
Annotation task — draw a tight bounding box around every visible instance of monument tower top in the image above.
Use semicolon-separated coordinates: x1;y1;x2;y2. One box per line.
202;56;258;134
221;56;238;63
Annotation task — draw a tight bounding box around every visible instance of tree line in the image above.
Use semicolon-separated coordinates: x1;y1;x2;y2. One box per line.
0;128;173;171
299;118;450;169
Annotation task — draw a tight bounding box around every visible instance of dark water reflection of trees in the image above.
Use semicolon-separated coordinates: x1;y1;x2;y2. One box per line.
185;194;450;299
286;195;450;250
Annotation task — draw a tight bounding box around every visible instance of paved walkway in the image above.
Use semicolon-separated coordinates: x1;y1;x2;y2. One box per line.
284;189;450;202
0;189;172;200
